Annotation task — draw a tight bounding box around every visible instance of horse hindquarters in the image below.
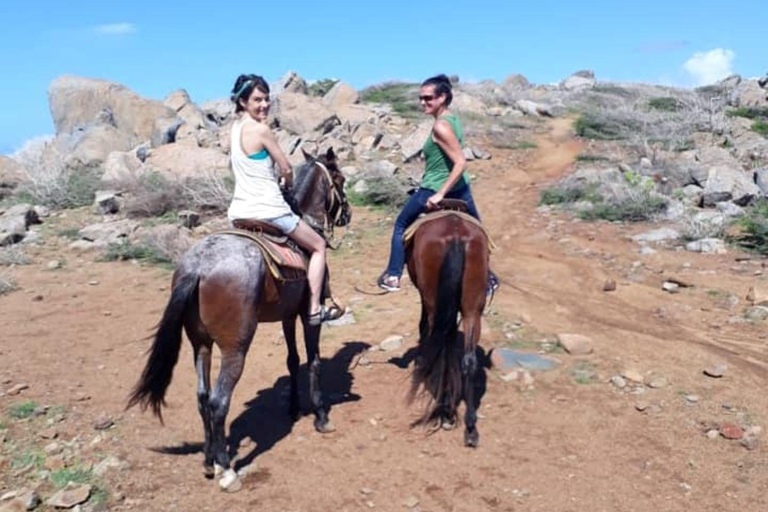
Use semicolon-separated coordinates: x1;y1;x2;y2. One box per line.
411;239;465;426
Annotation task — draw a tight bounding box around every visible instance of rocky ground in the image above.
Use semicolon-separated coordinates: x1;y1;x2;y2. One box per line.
1;116;767;511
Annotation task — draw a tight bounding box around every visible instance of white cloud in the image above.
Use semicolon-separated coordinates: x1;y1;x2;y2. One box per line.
683;48;735;86
93;23;136;36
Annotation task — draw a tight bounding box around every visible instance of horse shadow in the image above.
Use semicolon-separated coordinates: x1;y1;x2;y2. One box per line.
151;341;368;470
387;335;490;414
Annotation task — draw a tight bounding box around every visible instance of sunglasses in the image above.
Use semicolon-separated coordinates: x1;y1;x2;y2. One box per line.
418;95;436;102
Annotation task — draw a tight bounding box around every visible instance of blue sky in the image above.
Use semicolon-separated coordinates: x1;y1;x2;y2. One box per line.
1;0;765;154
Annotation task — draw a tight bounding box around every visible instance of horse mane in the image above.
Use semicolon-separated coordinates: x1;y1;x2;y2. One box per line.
292;160;320;207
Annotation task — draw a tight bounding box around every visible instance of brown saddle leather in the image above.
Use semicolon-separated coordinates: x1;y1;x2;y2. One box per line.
435;198;469;213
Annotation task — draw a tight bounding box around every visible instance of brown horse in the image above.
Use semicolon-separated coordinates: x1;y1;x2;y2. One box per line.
406;210;490;447
127;148;351;491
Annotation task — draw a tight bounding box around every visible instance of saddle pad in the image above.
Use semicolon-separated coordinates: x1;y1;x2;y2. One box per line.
403;211;497;251
217;229;308;281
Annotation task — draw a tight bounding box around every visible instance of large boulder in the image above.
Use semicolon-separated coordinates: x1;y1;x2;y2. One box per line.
451;92;487;116
163;89;211;145
78;219;139;247
48;75;177;143
400;121;433;162
100;150;143;184
0;204;41;246
65;125;134;168
701;165;759;207
515;99;553;117
144;143;229;180
561;70;596;91
272;71;308;95
200;98;234;126
322;82;358;110
732;79;768;107
274;93;340;135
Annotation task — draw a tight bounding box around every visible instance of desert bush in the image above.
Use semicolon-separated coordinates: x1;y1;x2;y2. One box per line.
101;241;175;267
11;135;101;209
307;78;339;97
348;174;408;208
117;171;184;217
726;106;768;119
359;82;421;117
735;200;768;253
0;271;18;295
753;120;768;137
540;184;602;205
0;246;31;266
680;212;728;241
180;171;235;212
648;97;683;112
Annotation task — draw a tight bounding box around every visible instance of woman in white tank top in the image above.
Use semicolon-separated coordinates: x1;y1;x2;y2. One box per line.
228;74;331;325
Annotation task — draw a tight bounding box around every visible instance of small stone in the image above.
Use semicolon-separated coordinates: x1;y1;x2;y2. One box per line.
403;496;420;508
662;281;680;293
93;455;126;476
684;394;700;404
47;484;91;509
621;369;644;383
556;333;593;355
500;371;519;383
745;425;763;437
603;279;617;292
47;260;62;270
88;280;99;286
706;429;720;440
1;490;41;511
32;295;43;302
646;375;668;389
610;376;627;389
92;415;114;430
45;454;66;471
74;392;91;402
378;335;403;352
720;422;744;440
703;363;727;378
6;384;29;396
741;436;759;451
38;428;58;440
44;442;63;455
635;401;650;412
360;488;374;495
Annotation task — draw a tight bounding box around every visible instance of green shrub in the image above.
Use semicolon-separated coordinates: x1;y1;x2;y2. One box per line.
7;401;38;419
574;112;637;140
752;120;768;137
50;466;94;488
575;153;610;162
0;273;18;295
726;107;768;119
99;242;173;267
579;195;668;222
735;200;768;253
307;78;339;97
359;83;421;117
648;97;682;112
540;184;602;205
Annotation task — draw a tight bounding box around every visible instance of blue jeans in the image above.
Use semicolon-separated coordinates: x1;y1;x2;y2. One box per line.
385;185;481;278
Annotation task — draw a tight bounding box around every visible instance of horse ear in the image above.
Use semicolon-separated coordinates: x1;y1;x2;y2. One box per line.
301;148;314;162
325;147;337;162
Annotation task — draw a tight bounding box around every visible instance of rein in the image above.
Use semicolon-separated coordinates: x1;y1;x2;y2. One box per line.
308;160;347;250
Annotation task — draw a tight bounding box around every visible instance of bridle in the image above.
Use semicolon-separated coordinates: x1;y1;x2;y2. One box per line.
303;159;350;250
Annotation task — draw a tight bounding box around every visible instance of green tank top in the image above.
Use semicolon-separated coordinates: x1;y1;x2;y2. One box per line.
420;114;468;192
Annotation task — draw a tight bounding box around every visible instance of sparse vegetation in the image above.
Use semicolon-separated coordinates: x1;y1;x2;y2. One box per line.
360;82;421;117
575;153;611;162
348;175;408;208
307;78;339;97
734;200;768;253
726;107;768;119
648;97;683;112
7;401;38;419
50;465;95;487
100;242;174;267
753;120;768;137
11;449;45;470
0;271;18;295
540;184;602;205
574;111;637;140
570;361;598;384
0;245;31;266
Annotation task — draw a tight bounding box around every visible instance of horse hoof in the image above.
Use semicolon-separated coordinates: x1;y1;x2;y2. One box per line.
213;463;224;478
315;420;336;433
203;464;215;479
464;430;479;448
441;418;457;431
219;468;242;493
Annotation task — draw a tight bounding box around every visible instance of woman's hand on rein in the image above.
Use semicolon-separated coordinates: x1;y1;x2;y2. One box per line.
426;192;445;210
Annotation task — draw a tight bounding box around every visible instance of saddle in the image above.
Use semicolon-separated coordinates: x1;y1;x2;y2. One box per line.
222;219;308;281
403;209;497;251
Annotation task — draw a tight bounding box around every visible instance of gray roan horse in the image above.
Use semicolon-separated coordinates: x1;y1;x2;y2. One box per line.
127;148;351;491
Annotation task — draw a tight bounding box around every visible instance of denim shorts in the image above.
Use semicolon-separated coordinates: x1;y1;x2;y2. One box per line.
263;212;301;234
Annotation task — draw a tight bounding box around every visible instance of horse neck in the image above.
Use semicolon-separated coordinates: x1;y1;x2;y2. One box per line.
292;163;326;224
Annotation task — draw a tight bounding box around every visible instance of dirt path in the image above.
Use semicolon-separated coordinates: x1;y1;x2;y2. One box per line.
1;119;766;511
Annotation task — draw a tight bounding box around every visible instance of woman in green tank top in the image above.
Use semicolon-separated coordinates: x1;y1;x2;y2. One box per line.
378;74;498;293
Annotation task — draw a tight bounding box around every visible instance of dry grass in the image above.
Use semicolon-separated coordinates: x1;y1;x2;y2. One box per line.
0;245;31;266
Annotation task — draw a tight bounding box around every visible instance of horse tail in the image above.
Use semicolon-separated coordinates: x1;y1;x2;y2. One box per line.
126;271;199;423
411;239;465;426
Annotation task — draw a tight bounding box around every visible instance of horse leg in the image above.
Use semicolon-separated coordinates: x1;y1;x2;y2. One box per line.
299;316;334;433
282;317;301;421
193;343;214;477
461;314;481;448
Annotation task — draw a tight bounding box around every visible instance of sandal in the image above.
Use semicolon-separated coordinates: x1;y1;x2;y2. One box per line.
308;305;342;326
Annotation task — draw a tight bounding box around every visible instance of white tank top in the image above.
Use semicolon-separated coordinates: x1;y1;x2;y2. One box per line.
227;117;292;221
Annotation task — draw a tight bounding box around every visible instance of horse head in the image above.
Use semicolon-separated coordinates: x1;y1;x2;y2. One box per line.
292;147;351;241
